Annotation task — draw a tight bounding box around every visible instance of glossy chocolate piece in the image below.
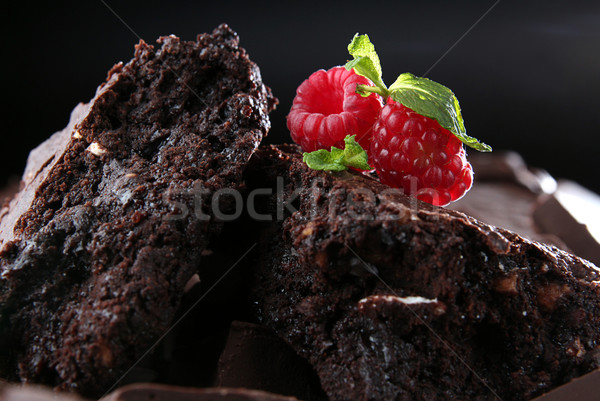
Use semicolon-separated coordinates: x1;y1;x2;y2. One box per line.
101;384;299;401
217;321;327;401
531;369;600;401
534;181;600;266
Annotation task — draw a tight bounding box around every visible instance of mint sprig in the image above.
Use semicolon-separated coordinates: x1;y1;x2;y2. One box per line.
345;34;387;93
303;135;372;171
345;34;491;152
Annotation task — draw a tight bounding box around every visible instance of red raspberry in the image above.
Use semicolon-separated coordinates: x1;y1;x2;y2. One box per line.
371;98;473;206
287;66;383;153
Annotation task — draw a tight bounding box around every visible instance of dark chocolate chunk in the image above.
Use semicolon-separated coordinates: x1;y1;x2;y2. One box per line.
217;321;327;401
466;151;557;194
533;180;600;266
100;384;300;401
0;381;89;400
449;151;566;248
450;180;566;248
0;382;300;401
531;369;600;401
0;178;18;211
0;25;275;397
451;151;600;267
245;145;600;401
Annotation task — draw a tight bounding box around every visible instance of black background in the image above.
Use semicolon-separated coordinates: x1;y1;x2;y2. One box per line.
2;0;599;192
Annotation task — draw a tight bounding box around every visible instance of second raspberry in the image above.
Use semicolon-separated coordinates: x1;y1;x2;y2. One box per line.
371;99;474;206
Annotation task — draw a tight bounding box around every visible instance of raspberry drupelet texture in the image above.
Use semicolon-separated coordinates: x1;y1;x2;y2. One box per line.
287;66;382;153
371;98;473;206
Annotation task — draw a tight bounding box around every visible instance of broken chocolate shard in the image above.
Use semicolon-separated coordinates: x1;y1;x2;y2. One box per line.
217;321;327;401
100;384;301;401
533;180;600;266
0;382;301;401
531;369;600;401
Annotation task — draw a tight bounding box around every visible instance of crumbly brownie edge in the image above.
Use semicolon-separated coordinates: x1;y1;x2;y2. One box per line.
0;25;276;396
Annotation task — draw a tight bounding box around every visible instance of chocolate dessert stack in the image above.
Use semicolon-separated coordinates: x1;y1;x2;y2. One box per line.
1;25;599;401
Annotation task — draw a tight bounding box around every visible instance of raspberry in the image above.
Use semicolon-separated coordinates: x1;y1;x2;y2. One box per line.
287;66;382;153
371;98;473;206
294;34;490;206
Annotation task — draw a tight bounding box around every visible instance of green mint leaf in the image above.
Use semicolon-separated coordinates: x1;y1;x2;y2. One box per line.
388;73;491;152
345;34;387;92
303;148;347;171
303;135;372;171
347;34;382;77
342;135;372;170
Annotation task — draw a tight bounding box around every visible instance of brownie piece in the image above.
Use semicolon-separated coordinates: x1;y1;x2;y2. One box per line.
0;24;275;396
246;145;600;401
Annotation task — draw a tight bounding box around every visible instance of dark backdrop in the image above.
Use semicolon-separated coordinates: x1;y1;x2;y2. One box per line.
2;0;599;192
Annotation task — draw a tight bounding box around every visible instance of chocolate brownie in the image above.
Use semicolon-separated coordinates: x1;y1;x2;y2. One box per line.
245;145;600;401
0;24;275;396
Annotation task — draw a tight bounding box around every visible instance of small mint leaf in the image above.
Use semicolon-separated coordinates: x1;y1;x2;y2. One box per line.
347;34;382;77
303;135;372;171
389;73;491;152
303;148;347;171
343;135;372;170
345;34;387;92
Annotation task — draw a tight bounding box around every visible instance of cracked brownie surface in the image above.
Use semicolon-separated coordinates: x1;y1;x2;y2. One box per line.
246;145;600;401
0;24;275;396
